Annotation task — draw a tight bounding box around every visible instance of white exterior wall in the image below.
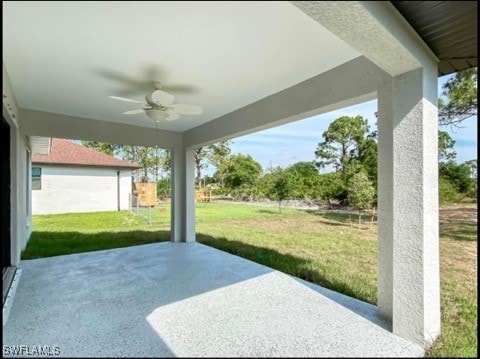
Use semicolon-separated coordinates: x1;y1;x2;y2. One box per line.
32;166;133;215
13;129;31;265
119;173;132;211
3;113;31;266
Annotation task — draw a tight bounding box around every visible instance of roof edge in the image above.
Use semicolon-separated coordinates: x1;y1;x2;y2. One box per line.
31;161;141;170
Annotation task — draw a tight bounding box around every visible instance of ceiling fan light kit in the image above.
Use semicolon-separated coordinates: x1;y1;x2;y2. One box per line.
145;109;169;122
109;83;203;123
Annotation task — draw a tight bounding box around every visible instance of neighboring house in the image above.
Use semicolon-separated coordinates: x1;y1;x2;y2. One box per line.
31;138;140;215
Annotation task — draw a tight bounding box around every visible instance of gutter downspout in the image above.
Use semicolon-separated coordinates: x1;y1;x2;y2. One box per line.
117;170;121;211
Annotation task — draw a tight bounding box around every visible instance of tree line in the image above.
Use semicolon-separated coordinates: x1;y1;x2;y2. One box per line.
82;68;477;210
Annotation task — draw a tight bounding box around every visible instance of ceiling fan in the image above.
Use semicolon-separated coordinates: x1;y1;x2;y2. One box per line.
109;82;203;122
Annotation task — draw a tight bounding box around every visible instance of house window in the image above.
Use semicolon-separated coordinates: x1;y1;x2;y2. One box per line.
32;167;42;190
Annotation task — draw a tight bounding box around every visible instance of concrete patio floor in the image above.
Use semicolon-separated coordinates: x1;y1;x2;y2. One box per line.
3;242;423;357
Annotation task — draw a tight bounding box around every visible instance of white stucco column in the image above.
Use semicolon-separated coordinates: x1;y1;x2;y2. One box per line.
170;146;195;243
377;64;440;347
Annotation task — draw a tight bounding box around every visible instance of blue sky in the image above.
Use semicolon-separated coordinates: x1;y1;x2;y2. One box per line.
204;74;477;176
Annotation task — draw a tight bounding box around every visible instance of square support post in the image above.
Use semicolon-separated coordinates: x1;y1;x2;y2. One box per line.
377;64;441;347
170;146;195;243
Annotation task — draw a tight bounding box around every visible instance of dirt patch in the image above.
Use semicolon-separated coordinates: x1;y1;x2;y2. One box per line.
224;213;378;239
440;205;477;224
222;203;477;246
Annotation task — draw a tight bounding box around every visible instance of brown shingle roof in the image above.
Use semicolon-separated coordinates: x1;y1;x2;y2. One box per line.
32;138;140;169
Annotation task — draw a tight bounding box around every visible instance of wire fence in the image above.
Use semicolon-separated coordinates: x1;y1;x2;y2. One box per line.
129;194;152;226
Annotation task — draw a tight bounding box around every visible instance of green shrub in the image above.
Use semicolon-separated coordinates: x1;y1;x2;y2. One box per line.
439;178;461;204
347;171;375;211
210;188;226;196
311;172;346;202
157;178;171;200
439;161;474;194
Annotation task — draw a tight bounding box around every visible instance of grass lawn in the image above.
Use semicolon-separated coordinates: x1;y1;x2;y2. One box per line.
23;202;477;357
23;210;171;258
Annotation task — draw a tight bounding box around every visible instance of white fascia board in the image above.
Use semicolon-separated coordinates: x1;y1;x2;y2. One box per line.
184;56;384;148
28;136;52;155
291;1;438;77
18;109;183;150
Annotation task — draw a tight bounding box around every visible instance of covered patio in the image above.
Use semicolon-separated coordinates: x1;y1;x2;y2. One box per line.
4;243;422;357
3;1;477;356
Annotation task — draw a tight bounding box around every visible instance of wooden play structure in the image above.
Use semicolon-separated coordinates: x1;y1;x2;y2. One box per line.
134;182;157;206
195;188;212;203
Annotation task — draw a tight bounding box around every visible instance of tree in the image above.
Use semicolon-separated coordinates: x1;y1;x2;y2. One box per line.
257;171;277;198
315;115;378;199
311;172;345;205
208;141;232;169
464;159;477;179
266;168;296;212
439;177;461;204
81;141;122;156
155;148;171;199
286;161;319;199
157;178;171;200
150;147;171;182
286;161;318;178
439;68;477;127
216;154;262;198
347;171;375;226
357;135;378;187
207;140;232;188
193;147;207;187
81;140;168;183
438;131;457;162
158;149;171;176
439;161;474;194
122;145;158;182
193;140;232;187
464;159;478;198
315;116;369;176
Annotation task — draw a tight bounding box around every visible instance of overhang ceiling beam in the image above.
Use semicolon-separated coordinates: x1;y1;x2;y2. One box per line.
291;1;438;77
18;109;183;150
184;56;384;148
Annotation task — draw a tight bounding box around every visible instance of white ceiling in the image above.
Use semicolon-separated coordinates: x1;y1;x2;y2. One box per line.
3;1;360;132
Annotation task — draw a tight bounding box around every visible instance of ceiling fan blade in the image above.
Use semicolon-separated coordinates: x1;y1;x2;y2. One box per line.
151;90;176;106
165;112;180;121
122;109;145;115
108;96;143;104
171;104;203;115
